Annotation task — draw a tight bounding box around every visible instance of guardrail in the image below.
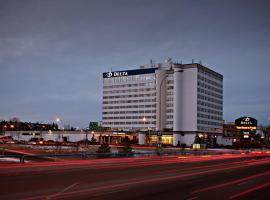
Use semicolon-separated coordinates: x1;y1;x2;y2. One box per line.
0;150;246;163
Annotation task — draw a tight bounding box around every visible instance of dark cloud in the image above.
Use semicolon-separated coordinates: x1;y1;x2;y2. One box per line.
0;0;270;127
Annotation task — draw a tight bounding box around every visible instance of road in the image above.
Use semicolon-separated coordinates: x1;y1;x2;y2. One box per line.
0;152;270;200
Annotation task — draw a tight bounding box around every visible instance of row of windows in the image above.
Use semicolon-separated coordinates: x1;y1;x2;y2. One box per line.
197;120;223;126
198;94;223;105
103;121;156;125
103;74;156;84
103;93;156;99
103;116;156;120
103;110;156;115
167;97;173;102
198;81;223;94
197;113;223;121
103;99;156;104
167;115;173;119
198;100;222;110
198;75;223;87
198;68;223;81
197;126;217;132
103;104;156;110
198;88;223;99
166;103;174;107
103;82;154;89
103;88;155;94
167;80;174;84
198;107;222;115
167;109;174;113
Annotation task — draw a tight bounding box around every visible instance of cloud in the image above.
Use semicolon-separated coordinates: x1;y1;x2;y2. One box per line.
20;90;100;104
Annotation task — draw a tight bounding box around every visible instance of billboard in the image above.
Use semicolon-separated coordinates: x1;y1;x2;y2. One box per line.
235;117;257;130
235;117;257;140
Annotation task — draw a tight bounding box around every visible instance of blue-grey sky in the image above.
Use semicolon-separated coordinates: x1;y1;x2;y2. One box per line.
0;0;270;128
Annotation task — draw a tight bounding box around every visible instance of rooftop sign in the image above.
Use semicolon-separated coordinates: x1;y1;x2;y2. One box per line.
103;68;157;78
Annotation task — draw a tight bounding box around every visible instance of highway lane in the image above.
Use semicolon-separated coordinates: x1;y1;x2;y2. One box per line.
0;154;270;200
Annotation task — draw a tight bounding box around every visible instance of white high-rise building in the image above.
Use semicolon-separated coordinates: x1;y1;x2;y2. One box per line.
102;58;223;146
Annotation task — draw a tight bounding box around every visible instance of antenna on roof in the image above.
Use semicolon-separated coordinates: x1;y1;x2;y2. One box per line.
199;59;202;65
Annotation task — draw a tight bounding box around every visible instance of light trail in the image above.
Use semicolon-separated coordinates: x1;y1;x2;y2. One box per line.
1;153;269;177
1;152;267;170
229;181;270;199
154;158;270;175
191;171;270;194
20;157;270;200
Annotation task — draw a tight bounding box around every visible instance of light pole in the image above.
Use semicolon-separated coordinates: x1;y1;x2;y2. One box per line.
142;117;149;145
56;117;61;128
55;117;63;150
143;117;146;130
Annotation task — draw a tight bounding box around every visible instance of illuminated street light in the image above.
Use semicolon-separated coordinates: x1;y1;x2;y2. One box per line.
142;117;147;131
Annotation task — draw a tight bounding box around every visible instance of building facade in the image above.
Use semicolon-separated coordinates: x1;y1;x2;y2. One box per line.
102;58;223;146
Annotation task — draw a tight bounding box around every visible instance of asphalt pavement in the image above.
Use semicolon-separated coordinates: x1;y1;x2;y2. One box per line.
0;153;270;200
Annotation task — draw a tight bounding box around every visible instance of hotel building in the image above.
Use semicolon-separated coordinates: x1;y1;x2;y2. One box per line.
102;58;223;146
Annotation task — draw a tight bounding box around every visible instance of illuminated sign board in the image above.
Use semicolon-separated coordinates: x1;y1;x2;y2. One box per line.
242;131;250;139
235;117;257;130
103;68;157;78
235;117;257;140
104;71;128;78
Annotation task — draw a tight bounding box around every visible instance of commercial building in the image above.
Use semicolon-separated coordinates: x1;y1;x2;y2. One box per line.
3;130;137;144
217;117;260;147
102;58;223;146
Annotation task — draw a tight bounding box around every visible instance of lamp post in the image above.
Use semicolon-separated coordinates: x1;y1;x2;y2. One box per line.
143;117;146;130
55;117;63;150
142;117;148;145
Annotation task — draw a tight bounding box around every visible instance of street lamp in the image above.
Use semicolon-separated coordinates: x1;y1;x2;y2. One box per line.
143;117;147;131
55;117;61;130
143;117;151;145
55;117;64;144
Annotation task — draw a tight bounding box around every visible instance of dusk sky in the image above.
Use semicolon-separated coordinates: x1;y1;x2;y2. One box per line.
0;0;270;128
